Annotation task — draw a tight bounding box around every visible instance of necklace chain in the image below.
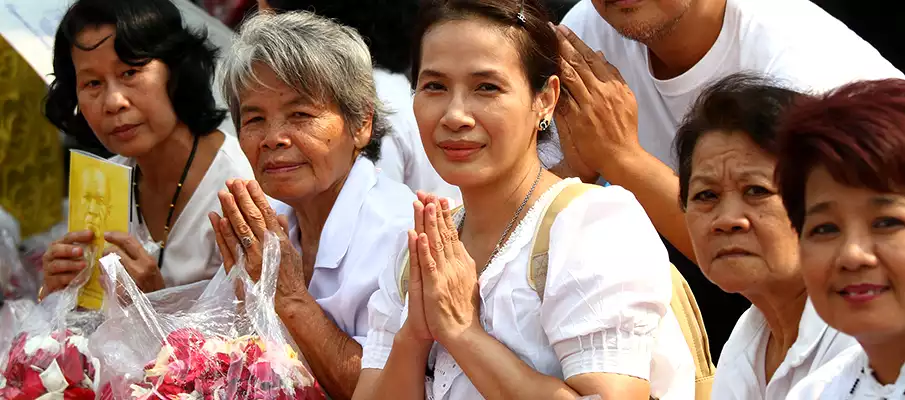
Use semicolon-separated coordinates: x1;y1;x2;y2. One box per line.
132;134;200;268
461;165;543;271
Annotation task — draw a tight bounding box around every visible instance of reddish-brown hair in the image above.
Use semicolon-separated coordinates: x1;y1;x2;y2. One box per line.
775;78;905;233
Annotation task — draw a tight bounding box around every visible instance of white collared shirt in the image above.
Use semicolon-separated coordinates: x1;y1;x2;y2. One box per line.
711;300;857;399
271;156;415;343
788;345;905;399
361;179;695;400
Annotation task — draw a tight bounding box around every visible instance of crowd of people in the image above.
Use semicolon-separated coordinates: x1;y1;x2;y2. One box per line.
19;0;905;398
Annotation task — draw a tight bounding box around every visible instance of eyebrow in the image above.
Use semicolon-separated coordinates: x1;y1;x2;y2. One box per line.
238;96;315;115
418;69;507;81
805;201;832;217
872;196;905;207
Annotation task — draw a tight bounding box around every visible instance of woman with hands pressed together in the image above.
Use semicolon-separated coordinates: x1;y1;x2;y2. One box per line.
353;1;694;399
209;11;415;400
40;0;254;297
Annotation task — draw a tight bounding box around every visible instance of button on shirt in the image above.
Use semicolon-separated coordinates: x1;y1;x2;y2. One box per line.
270;157;415;343
361;179;695;399
711;300;858;399
788;346;905;399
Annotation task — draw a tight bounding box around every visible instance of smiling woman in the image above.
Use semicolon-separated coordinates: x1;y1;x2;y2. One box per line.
352;1;694;399
40;0;254;296
777;79;905;399
211;10;416;400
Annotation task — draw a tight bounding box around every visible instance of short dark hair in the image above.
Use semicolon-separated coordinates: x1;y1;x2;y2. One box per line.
411;0;559;142
45;0;226;149
775;78;905;233
675;72;805;210
265;0;419;76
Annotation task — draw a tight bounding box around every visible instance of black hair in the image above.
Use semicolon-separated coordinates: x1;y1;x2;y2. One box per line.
44;0;226;149
411;0;560;142
265;0;419;76
674;72;807;210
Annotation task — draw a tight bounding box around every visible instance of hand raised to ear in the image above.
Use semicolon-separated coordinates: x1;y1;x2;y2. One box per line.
553;24;641;180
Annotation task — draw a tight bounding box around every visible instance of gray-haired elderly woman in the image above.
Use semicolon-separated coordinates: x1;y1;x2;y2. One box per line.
207;11;416;400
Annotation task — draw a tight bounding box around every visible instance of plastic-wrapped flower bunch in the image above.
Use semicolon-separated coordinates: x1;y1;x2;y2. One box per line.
94;232;324;400
0;261;104;400
0;328;98;399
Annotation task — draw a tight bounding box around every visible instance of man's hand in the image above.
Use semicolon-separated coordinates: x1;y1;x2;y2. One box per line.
553;24;643;179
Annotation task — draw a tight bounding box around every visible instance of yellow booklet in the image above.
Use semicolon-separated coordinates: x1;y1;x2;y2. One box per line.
68;150;132;310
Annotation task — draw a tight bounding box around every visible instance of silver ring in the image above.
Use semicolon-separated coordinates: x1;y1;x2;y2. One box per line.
240;236;254;248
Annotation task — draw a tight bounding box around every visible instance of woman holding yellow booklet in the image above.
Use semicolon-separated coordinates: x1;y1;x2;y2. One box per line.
39;0;254;299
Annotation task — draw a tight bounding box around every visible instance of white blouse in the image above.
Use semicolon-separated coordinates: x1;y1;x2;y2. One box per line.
373;68;462;206
271;156;415;343
361;179;695;399
112;134;254;288
711;300;857;399
787;345;905;399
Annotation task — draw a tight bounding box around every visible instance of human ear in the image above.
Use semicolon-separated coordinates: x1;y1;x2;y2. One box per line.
534;75;561;125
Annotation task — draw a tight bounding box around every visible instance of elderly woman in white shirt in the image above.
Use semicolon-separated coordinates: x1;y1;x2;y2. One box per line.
208;11;415;400
675;73;857;400
352;0;694;399
779;79;905;399
257;0;462;206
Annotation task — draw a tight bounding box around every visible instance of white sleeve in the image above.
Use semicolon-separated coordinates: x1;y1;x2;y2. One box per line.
541;186;672;381
360;233;408;370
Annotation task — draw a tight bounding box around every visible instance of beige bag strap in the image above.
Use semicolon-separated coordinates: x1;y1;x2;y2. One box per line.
669;265;715;400
528;183;596;300
527;182;715;399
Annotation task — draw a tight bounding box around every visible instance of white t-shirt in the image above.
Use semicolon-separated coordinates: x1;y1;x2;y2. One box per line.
712;300;858;399
787;345;905;399
271;156;415;343
112;134;254;288
373;68;462;206
560;0;904;169
361;180;695;399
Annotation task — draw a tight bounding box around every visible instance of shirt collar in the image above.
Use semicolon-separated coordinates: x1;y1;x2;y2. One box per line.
785;298;831;366
281;156;379;269
732;299;830;370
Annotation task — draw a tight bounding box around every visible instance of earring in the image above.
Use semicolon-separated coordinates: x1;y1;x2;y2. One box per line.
538;119;550;131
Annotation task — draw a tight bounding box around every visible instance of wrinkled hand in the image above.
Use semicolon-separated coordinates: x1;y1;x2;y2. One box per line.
41;230;94;298
553;24;641;180
411;192;481;345
103;231;166;293
209;179;305;303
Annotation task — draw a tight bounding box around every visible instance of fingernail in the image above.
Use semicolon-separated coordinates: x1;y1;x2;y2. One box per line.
71;247;81;256
103;232;112;239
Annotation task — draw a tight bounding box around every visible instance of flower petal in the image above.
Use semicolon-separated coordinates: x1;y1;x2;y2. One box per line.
40;359;68;393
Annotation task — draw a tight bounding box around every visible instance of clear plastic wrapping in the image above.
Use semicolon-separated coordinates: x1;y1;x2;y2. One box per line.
0;228;39;302
94;231;324;399
0;263;103;399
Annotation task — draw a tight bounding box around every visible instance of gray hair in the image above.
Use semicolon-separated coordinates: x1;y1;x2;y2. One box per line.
220;10;389;161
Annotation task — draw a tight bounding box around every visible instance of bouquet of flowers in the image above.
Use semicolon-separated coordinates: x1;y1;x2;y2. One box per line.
124;329;321;400
93;232;324;400
0;258;104;399
0;328;98;399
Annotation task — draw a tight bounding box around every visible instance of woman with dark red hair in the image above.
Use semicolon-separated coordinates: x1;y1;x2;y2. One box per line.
777;79;905;399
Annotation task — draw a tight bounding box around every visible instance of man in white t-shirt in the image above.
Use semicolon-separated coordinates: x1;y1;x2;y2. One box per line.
549;0;903;359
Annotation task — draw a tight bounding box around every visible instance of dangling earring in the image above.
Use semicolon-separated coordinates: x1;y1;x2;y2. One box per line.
538;119;550;131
